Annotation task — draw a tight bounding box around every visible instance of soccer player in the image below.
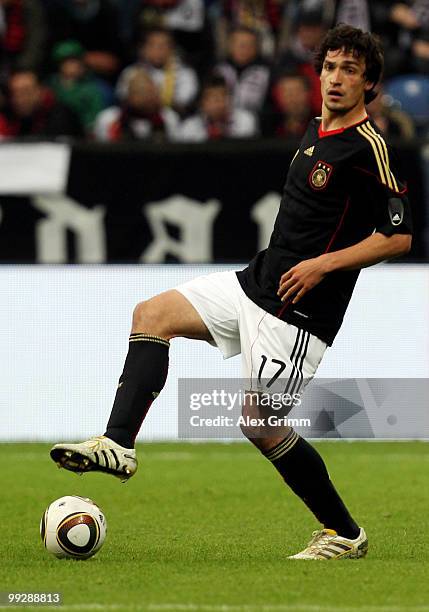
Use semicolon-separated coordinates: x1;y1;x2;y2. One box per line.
51;25;412;560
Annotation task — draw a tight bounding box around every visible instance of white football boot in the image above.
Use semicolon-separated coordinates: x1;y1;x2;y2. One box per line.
289;527;368;560
50;435;137;482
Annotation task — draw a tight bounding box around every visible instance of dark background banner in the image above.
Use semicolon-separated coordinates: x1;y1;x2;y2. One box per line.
0;140;426;263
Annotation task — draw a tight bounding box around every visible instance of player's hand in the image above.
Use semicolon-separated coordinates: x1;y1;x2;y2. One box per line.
277;256;329;304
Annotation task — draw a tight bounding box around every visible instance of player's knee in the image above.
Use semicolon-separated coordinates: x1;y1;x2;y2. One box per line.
240;401;293;452
239;401;263;442
132;298;170;337
132;300;152;329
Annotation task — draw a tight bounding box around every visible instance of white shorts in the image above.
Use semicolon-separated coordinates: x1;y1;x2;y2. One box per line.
176;271;327;393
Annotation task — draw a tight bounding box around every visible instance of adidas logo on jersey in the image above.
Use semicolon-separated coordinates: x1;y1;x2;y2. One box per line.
304;146;315;157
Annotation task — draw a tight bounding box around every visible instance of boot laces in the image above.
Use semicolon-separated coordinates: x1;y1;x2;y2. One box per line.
305;530;337;553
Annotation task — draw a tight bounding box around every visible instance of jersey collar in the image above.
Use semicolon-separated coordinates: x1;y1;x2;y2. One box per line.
318;116;369;139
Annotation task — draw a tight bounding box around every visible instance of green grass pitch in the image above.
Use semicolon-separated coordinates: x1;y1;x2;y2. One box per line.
0;441;428;612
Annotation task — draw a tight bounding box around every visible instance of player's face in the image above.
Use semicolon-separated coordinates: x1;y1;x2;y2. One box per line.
320;48;372;115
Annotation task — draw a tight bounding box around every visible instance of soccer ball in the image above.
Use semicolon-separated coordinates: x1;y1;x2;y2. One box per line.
40;495;107;559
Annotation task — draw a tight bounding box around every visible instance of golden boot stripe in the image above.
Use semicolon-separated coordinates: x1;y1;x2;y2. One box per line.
317;551;332;559
325;547;341;556
366;124;399;192
358;124;390;188
332;542;352;551
266;432;299;461
330;545;351;554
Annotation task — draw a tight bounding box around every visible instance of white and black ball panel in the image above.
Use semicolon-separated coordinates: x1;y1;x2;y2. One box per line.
56;512;100;557
71;495;95;505
40;509;48;546
40;496;106;559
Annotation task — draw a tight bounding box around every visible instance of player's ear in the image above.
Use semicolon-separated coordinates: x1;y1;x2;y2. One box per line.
364;81;375;92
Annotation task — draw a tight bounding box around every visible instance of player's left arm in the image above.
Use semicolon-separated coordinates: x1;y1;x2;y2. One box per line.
277;231;411;304
278;137;412;304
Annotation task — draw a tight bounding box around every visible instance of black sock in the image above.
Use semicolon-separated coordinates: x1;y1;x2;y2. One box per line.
263;431;360;540
104;333;169;448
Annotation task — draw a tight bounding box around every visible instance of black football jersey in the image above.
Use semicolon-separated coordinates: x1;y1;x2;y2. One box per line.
237;116;413;345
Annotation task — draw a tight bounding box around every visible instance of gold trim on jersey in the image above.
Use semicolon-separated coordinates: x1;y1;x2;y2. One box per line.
365;122;399;192
356;122;400;193
290;148;299;166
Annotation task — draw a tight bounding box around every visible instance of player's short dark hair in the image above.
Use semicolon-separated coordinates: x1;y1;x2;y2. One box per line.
314;24;384;104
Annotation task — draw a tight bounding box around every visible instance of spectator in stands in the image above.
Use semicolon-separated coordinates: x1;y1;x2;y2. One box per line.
214;26;271;114
367;86;416;140
0;0;46;79
48;40;106;135
334;0;369;31
262;72;312;139
410;12;429;74
278;0;334;50
216;0;282;59
119;0;213;75
0;69;83;138
276;3;329;115
366;1;429;76
116;28;198;115
331;1;429;76
176;74;257;141
117;29;198;113
94;66;179;142
44;0;122;80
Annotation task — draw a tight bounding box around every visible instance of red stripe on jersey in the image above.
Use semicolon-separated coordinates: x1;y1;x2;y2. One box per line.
277;117;368;319
324;198;350;253
276;297;291;319
318;116;369;139
353;165;408;195
318;125;345;138
276;198;351;319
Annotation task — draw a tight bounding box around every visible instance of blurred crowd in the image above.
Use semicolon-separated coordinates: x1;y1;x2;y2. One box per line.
0;0;429;143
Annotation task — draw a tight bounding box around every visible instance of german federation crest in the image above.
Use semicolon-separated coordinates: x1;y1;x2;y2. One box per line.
309;161;333;190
